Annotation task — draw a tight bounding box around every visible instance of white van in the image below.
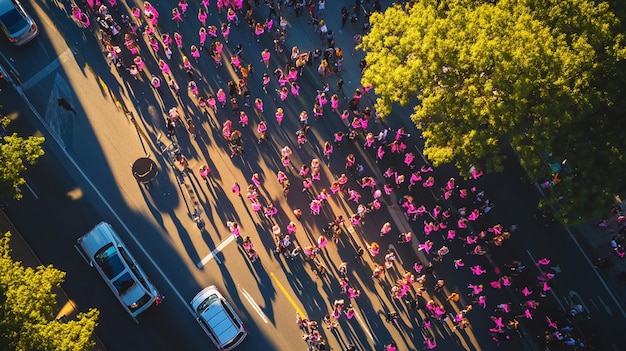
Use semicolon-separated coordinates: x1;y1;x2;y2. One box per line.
76;222;160;319
191;286;247;350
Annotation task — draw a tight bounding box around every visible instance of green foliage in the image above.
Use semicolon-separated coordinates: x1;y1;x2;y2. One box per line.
0;118;45;200
361;0;626;223
0;232;99;351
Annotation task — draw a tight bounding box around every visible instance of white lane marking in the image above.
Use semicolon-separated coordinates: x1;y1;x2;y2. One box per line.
526;249;564;311
24;181;39;200
197;235;236;267
22;49;74;90
588;298;599;312
353;310;374;342
563;295;572;308
560;227;626;319
240;287;269;324
596;295;613;316
534;182;626;320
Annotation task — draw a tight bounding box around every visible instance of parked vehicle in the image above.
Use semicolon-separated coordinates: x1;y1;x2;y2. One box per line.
76;222;160;319
191;285;247;350
0;0;38;45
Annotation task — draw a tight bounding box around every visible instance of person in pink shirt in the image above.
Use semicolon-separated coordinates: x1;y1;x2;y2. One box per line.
418;240;433;254
254;97;264;112
471;265;487;275
144;1;159;20
268;107;282;126
227;7;238;24
287;222;297;235
404;152;415;168
217;89;227;108
190;45;200;62
376;145;385;163
261;49;271;69
239;111;249;127
133;56;144;71
231;54;241;69
250;173;261;188
379;222;392;237
227;221;240;238
330;94;340;113
199;27;207;48
207;25;218;38
290;82;300;96
254;22;264;42
323;141;333;161
174;32;183;49
275;87;288;101
468;283;483;296
158;59;170;76
131;6;142;25
221;23;231;43
256;121;267;142
206;94;217;112
197;7;207;26
178;0;188;14
171;8;183;27
310;199;321;215
313;102;323;119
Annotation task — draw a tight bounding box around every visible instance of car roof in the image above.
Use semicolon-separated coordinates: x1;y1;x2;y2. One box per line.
0;0;15;15
78;222;152;309
192;286;242;346
202;301;240;344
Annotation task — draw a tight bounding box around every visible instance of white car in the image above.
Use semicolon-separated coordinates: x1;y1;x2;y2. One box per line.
0;0;38;46
191;286;247;350
76;222;160;318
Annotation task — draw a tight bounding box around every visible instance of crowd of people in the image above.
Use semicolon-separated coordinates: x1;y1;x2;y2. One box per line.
69;0;598;350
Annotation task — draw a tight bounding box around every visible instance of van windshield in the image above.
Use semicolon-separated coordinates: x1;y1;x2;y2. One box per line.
196;294;219;314
94;243;125;279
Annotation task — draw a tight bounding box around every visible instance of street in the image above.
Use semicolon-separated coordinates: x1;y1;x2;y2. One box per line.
0;0;624;350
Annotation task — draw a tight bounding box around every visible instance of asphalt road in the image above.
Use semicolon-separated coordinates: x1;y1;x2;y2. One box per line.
1;0;624;351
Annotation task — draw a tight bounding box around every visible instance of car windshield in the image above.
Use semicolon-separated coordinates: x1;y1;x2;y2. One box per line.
94;243;125;280
196;294;219;314
112;272;136;295
0;8;26;34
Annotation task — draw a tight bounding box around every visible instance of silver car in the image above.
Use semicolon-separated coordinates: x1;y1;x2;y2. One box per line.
76;222;160;319
191;286;248;350
0;0;38;46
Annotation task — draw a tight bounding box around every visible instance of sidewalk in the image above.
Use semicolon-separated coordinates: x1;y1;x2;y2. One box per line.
0;209;107;351
573;211;626;309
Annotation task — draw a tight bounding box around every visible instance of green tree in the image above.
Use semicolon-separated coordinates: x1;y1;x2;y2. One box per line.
360;0;626;223
0;117;45;200
0;232;99;351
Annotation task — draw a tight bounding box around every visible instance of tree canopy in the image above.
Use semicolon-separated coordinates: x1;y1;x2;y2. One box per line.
0;116;45;200
360;0;626;223
0;232;99;351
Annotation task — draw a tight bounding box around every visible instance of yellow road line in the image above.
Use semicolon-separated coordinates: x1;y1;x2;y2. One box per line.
270;271;306;318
